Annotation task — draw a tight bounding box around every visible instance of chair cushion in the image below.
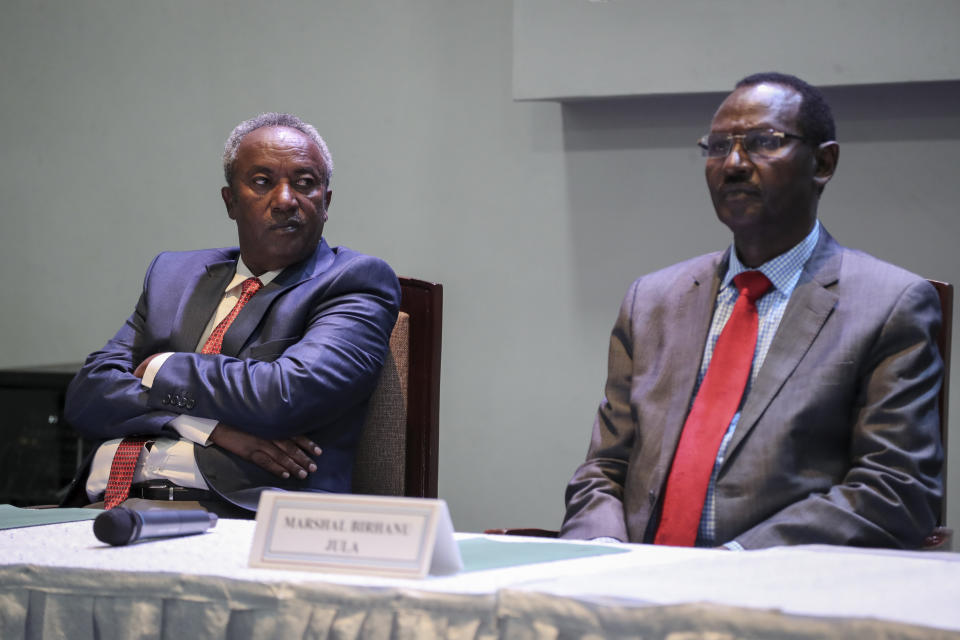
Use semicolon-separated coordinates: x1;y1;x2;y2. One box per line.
351;311;410;495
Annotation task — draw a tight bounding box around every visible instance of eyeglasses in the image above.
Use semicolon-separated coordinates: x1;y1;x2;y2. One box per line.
697;129;806;158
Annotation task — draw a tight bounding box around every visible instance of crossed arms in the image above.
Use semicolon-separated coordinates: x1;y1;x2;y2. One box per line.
65;248;401;481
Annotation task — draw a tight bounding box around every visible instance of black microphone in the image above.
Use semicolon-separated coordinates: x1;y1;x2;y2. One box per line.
93;507;218;546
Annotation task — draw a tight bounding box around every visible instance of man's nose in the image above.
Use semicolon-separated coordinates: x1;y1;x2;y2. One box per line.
271;182;297;211
722;139;753;174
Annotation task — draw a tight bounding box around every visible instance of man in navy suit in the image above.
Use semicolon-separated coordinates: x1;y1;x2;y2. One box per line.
63;113;400;517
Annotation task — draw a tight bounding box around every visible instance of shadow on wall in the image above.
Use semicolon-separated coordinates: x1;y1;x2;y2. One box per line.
560;92;728;326
825;80;960;143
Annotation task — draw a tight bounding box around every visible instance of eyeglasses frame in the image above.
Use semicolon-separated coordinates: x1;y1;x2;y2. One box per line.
697;129;808;158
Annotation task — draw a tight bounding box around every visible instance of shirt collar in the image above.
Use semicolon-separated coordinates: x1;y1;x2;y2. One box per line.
224;258;281;292
722;221;820;297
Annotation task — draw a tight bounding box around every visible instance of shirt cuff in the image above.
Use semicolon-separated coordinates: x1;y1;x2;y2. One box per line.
141;352;174;388
170;414;218;446
723;540;745;551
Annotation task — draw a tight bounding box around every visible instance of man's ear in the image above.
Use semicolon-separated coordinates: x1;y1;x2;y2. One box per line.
221;186;236;220
322;188;332;222
813;141;839;191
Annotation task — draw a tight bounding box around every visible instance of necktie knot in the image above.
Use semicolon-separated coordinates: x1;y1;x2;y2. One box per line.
199;276;263;355
241;277;263;297
733;270;772;304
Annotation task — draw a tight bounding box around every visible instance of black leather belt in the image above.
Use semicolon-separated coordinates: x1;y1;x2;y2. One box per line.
129;482;215;502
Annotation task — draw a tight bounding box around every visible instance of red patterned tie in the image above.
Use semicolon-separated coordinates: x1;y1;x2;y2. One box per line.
654;270;772;546
200;277;263;355
103;437;149;509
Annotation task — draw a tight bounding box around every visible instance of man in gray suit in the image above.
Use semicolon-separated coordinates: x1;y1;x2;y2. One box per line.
561;72;944;549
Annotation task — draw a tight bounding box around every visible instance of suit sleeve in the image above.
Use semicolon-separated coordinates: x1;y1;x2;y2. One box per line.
734;278;944;549
560;282;638;541
64;254;181;439
143;254;400;440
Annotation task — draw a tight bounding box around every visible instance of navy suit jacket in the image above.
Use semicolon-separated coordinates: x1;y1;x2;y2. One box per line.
63;238;400;512
561;229;944;549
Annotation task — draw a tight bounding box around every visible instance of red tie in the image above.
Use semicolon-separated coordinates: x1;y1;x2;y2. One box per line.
654;270;772;546
103;437;149;509
102;276;263;509
201;277;263;355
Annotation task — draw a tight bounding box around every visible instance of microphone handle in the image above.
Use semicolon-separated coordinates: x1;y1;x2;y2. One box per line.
133;509;218;541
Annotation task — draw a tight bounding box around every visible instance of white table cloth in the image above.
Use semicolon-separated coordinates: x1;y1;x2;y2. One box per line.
2;519;958;639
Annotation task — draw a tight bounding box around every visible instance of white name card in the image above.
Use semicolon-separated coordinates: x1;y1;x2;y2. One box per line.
248;491;463;578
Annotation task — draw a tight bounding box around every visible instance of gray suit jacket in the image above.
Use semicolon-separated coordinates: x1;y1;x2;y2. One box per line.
561;229;944;549
63;238;400;512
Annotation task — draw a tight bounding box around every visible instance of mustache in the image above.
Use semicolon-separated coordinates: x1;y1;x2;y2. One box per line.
717;181;761;197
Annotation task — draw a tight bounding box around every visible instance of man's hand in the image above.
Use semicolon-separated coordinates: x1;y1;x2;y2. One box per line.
209;423;322;479
133;353;162;379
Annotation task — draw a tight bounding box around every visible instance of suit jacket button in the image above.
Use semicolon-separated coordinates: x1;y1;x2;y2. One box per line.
186;400;196;409
648;490;656;505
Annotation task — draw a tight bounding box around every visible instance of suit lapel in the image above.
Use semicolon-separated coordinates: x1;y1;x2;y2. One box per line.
172;258;236;353
655;253;726;476
723;231;842;461
219;239;335;356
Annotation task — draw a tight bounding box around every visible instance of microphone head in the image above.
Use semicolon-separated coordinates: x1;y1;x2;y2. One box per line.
93;507;140;546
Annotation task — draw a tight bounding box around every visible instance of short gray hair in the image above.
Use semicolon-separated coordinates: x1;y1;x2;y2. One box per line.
222;112;333;186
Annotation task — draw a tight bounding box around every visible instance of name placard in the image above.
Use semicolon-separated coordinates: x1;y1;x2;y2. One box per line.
248;491;462;578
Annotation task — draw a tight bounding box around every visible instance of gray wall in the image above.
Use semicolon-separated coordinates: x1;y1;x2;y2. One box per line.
1;1;958;535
